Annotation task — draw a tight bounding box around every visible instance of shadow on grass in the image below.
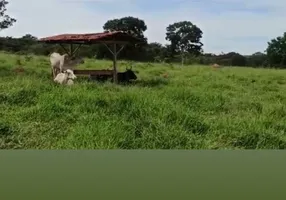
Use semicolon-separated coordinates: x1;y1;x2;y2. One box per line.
0;120;22;149
132;78;169;87
231;132;286;149
0;65;52;79
0;66;14;77
71;74;170;88
0;89;38;106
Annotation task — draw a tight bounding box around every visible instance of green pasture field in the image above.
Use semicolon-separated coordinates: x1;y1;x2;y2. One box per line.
1;52;286;149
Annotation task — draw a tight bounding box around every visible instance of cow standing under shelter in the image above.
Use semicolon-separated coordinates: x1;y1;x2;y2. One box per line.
49;52;84;78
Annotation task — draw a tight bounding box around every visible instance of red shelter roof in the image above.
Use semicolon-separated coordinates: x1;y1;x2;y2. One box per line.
39;31;143;44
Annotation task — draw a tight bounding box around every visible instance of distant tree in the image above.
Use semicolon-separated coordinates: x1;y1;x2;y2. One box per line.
0;0;16;30
246;52;268;67
144;42;166;62
266;32;286;67
21;34;37;40
230;53;246;66
215;52;246;66
103;16;148;60
103;16;147;42
166;21;203;65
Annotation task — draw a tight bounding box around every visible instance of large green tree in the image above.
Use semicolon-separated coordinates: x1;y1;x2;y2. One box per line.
0;0;16;30
166;21;203;65
266;32;286;67
103;16;147;42
246;52;268;67
102;16;148;60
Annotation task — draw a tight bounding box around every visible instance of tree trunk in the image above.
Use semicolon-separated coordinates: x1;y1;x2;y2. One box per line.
181;52;184;66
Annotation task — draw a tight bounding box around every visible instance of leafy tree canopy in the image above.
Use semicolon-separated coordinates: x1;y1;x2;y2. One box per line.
0;0;16;30
266;32;286;66
165;21;203;56
103;16;147;42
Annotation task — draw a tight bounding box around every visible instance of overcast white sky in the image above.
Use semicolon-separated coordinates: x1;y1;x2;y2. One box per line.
1;0;285;55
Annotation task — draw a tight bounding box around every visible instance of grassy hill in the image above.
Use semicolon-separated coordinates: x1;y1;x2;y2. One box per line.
1;52;286;149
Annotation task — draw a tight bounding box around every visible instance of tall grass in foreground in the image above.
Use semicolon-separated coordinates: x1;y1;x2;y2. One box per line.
1;52;286;149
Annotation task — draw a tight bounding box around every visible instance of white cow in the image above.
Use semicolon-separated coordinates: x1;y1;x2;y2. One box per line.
54;69;77;85
49;52;84;78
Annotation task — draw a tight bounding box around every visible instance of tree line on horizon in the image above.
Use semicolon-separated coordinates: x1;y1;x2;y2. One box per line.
1;0;286;68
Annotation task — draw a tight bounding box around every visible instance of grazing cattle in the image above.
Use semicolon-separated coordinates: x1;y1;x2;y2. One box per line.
49;52;84;78
50;52;68;78
54;69;77;85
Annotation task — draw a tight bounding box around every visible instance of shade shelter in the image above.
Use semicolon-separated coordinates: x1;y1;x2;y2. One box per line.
39;31;143;83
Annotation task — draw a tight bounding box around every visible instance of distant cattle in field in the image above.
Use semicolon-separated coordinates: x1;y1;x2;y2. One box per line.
49;52;84;78
162;73;168;78
13;67;25;74
211;63;221;69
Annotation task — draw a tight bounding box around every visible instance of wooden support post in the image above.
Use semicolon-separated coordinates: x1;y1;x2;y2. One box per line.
113;43;118;84
117;45;125;55
102;42;125;84
70;44;74;57
59;43;82;58
71;44;82;57
59;44;69;55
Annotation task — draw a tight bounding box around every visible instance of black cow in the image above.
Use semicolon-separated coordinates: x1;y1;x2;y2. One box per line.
89;67;137;83
116;67;137;83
